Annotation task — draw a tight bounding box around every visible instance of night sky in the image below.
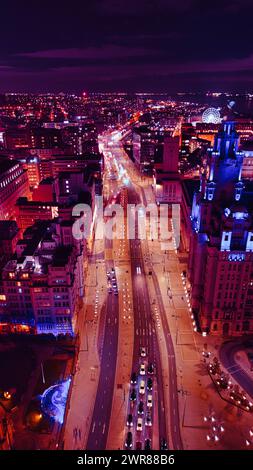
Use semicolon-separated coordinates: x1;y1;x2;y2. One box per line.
1;0;253;93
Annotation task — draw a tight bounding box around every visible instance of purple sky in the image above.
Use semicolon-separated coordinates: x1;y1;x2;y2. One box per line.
0;0;253;92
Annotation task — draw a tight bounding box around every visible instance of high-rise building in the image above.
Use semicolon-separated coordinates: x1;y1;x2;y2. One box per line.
154;135;181;204
188;122;253;336
0;220;84;335
161;135;179;173
15;198;59;233
0;221;20;258
0;160;30;220
4;128;31;149
31;128;63;149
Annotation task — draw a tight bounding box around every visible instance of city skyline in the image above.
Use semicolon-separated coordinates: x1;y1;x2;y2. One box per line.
1;0;253;460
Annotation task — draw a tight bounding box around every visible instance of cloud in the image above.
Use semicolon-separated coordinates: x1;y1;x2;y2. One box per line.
17;45;153;60
4;53;253;81
31;54;253;76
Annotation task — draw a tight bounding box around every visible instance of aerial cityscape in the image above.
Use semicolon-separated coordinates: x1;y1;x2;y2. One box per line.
1;0;253;459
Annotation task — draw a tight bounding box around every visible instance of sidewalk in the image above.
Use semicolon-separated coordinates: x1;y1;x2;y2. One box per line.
63;239;107;450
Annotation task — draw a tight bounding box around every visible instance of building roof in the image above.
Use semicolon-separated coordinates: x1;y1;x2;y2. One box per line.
39;177;55;185
0;220;19;240
0;158;17;175
52;245;72;267
182;179;200;207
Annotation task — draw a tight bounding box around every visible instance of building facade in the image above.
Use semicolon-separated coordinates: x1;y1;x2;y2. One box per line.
0;160;30;220
0;220;84;336
188;122;253;336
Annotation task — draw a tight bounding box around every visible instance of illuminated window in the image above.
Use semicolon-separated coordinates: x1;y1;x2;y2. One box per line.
0;294;6;301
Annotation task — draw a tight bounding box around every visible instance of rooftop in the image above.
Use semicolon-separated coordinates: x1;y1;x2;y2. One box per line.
0;220;19;240
52;245;72;267
0;158;18;175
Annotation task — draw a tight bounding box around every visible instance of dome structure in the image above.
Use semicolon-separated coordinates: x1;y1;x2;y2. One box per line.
202;107;221;124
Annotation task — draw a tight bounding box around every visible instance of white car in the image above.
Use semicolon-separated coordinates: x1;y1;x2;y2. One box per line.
140;347;146;357
139;380;145;395
137;417;143;432
139;364;145;376
147;394;153;408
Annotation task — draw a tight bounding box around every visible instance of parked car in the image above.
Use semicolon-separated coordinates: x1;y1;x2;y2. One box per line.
145;411;152;426
147;394;153;408
139;380;145;395
138;401;144;415
160;438;168;450
130;372;137;384
137;418;143;432
147;378;153;391
130;389;137;402
145;439;151;450
125;432;133;448
147;363;154;374
140;363;146;375
140;347;146;357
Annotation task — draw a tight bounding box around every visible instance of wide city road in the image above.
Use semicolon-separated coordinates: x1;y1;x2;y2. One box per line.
86;173;119;450
127;186;167;450
112;137;183;450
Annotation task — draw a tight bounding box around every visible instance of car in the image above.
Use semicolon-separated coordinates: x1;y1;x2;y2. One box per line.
160;438;168;450
145;411;152;426
127;414;133;427
125;432;133;448
111;276;116;282
140;364;145;375
139;380;145;395
131;372;137;384
147;363;154;374
136;441;142;450
147;378;153;391
111;268;115;273
145;439;152;450
113;290;118;295
140;347;146;357
136;417;143;432
147;394;153;408
108;288;112;293
106;271;111;277
138;401;144;415
130;389;137;401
